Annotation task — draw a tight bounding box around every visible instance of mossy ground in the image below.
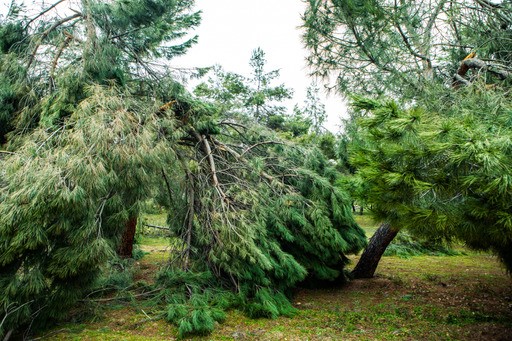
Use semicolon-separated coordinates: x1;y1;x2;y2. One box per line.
39;214;512;340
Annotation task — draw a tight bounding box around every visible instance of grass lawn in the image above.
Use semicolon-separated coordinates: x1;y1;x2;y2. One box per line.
39;213;512;340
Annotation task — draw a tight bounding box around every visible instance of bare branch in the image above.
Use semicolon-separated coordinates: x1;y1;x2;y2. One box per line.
24;0;68;29
27;13;82;69
143;223;170;231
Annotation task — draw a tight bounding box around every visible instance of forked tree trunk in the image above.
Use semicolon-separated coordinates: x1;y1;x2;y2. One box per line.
118;216;137;258
351;222;398;279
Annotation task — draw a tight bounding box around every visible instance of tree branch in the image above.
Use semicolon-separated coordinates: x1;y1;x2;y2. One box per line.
453;55;511;87
27;13;82;69
50;34;72;78
143;223;170;231
463;58;511;80
191;130;227;201
24;0;68;29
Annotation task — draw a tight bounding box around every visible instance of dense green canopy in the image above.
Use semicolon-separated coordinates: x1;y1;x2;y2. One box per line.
0;1;366;338
350;86;512;271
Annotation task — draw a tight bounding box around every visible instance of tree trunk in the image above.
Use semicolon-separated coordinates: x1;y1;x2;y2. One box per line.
351;222;398;279
118;216;137;258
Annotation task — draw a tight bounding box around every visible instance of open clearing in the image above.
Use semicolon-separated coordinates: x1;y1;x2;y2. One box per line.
39;216;512;340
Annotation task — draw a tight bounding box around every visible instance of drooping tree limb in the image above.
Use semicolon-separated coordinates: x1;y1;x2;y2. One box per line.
176;153;195;271
212;138;275;183
190;130;228;202
240;141;284;157
160;167;175;206
50;34;73;78
27;13;82;69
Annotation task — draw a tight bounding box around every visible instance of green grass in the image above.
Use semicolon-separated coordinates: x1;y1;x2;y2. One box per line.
37;214;512;340
138;236;169;248
141;213;168;228
353;213;380;237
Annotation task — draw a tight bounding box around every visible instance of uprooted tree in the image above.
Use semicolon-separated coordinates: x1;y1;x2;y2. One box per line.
0;0;367;338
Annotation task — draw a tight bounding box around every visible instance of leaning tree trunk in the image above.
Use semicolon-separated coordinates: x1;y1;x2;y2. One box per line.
118;216;138;258
351;222;398;279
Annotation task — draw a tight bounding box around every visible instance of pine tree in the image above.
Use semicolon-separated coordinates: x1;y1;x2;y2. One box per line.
0;1;367;338
0;0;200;337
246;47;294;126
349;86;512;276
302;82;326;134
303;0;512;97
195;47;294;130
152;106;367;336
303;0;512;278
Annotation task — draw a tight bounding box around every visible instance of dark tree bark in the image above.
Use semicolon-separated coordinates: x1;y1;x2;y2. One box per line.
118;216;137;258
351;222;398;279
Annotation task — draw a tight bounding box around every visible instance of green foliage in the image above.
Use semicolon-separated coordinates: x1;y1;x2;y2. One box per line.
0;86;170;335
148;95;366;336
0;22;26;53
299;83;326;134
95;257;136;291
90;0;200;60
282;106;312;137
0;0;200;141
156;270;233;337
336;174;370;212
194;48;293;129
303;0;512;97
350;86;512;270
384;231;461;258
0;1;367;338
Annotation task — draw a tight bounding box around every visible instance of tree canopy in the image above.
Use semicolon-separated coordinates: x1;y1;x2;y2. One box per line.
350;85;512;270
303;0;512;97
0;1;366;338
303;0;512;277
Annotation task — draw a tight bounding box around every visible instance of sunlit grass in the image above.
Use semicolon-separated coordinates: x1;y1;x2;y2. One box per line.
353;212;380;237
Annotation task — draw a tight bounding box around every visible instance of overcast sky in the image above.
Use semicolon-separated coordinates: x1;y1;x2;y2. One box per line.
172;0;347;132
